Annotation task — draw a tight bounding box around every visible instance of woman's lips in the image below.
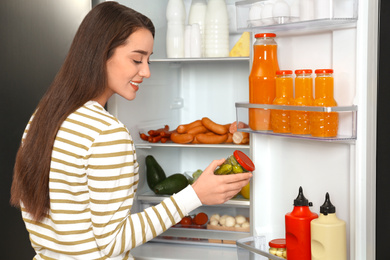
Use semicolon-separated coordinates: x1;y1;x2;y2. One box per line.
130;81;141;91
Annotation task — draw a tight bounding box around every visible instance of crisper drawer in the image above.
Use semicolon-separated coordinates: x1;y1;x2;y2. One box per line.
136;192;251;247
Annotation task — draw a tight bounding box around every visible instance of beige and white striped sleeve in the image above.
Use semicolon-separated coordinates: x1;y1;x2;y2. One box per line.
86;122;201;257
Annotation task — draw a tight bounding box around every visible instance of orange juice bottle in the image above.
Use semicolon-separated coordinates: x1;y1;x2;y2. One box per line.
311;69;338;137
249;33;280;131
291;69;313;135
271;70;293;133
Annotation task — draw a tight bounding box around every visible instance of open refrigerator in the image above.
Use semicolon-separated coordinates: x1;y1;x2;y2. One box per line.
106;0;377;259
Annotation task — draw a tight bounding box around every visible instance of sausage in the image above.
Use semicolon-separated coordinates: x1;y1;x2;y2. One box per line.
176;120;202;134
225;132;233;143
232;131;250;144
148;125;169;136
187;125;208;135
170;132;194;144
139;133;149;141
229;121;249;134
195;133;228;144
151;135;162;143
201;117;228;135
161;137;169;143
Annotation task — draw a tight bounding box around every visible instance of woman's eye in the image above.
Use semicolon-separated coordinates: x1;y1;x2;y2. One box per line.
133;60;142;64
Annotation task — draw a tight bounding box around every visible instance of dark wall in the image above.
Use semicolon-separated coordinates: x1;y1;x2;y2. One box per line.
0;1;89;258
377;0;390;259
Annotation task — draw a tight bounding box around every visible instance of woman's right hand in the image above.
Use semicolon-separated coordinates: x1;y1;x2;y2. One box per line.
191;159;253;205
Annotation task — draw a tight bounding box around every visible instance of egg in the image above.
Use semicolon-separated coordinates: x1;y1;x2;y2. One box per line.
249;3;262;26
273;0;290;17
261;3;274;25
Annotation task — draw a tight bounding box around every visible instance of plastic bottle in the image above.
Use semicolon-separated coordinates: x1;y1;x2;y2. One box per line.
291;69;313;135
204;0;229;57
311;69;339;137
249;33;280;131
166;0;186;58
188;0;207;57
271;70;293;133
311;193;347;260
285;186;318;260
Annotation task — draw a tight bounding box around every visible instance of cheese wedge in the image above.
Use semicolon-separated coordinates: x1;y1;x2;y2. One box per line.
229;32;250;57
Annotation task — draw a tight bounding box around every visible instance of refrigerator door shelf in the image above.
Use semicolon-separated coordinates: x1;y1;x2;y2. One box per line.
236;102;357;142
237;236;284;260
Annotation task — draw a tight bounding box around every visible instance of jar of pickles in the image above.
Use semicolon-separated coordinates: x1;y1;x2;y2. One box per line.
214;150;255;175
269;238;287;259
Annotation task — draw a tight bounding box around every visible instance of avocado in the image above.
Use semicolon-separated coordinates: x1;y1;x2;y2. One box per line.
145;155;166;190
153;173;189;195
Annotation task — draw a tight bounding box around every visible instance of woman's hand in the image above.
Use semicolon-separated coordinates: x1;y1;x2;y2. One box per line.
191;159;253;205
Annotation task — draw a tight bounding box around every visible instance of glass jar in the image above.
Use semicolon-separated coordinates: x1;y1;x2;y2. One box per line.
269;238;287;259
214;150;255;175
311;69;339;137
249;33;280;131
291;69;314;135
271;70;294;133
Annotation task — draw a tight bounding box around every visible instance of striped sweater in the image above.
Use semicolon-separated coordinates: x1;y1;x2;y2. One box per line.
21;101;201;260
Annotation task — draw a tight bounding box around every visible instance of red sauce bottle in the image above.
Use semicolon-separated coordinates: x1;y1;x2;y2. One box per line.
285;186;318;260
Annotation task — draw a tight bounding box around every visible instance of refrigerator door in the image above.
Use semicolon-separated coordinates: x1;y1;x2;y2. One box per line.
0;0;91;258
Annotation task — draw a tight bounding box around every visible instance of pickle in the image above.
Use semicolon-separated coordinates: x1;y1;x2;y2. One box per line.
232;165;244;173
214;164;233;175
228;155;239;166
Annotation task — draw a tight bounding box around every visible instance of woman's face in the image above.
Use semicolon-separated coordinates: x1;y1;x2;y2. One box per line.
96;28;154;106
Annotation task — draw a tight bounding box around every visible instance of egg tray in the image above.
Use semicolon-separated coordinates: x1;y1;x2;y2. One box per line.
207;224;250;244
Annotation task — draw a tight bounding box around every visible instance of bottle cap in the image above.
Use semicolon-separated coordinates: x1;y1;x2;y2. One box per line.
269;238;286;248
293;186;312;206
315;69;333;74
233;150;255;171
255;33;276;38
320;192;336;215
276;70;293;75
295;69;313;75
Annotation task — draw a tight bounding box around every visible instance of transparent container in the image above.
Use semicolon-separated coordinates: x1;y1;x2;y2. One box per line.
269;238;287;259
214;150;255;175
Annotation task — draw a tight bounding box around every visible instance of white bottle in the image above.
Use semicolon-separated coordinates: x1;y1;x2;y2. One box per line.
204;0;229;57
166;0;186;58
311;193;347;260
188;0;207;57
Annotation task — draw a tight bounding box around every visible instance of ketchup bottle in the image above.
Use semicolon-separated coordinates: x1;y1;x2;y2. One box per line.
285;186;318;260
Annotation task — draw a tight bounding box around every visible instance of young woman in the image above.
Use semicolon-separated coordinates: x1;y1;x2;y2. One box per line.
10;2;252;259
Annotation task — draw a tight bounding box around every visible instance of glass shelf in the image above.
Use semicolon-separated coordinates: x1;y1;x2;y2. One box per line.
235;102;357;142
137;191;250;208
135;142;250;149
150;57;250;63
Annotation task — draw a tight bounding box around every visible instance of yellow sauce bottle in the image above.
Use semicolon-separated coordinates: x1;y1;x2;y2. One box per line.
311;192;347;260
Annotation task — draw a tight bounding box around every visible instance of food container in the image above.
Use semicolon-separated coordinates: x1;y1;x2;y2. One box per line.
269;238;287;259
214;150;255;175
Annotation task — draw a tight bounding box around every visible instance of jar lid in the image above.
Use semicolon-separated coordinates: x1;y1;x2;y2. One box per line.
233;150;255;171
255;33;276;38
276;70;293;75
295;69;312;75
269;238;286;248
315;69;333;74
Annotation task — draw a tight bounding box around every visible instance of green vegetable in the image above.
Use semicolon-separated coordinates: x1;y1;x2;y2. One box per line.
192;169;203;183
154;173;189;195
214;164;233;175
145;155;166;190
232;165;244;173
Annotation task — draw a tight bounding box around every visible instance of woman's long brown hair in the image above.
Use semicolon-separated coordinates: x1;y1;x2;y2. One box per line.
10;2;155;222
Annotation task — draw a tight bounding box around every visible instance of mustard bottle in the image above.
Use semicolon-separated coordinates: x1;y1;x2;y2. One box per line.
311;192;347;260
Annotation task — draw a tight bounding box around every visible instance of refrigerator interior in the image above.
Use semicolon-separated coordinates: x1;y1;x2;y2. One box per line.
107;0;377;259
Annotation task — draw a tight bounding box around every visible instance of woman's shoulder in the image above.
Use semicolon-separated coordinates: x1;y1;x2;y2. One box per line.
75;101;123;127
